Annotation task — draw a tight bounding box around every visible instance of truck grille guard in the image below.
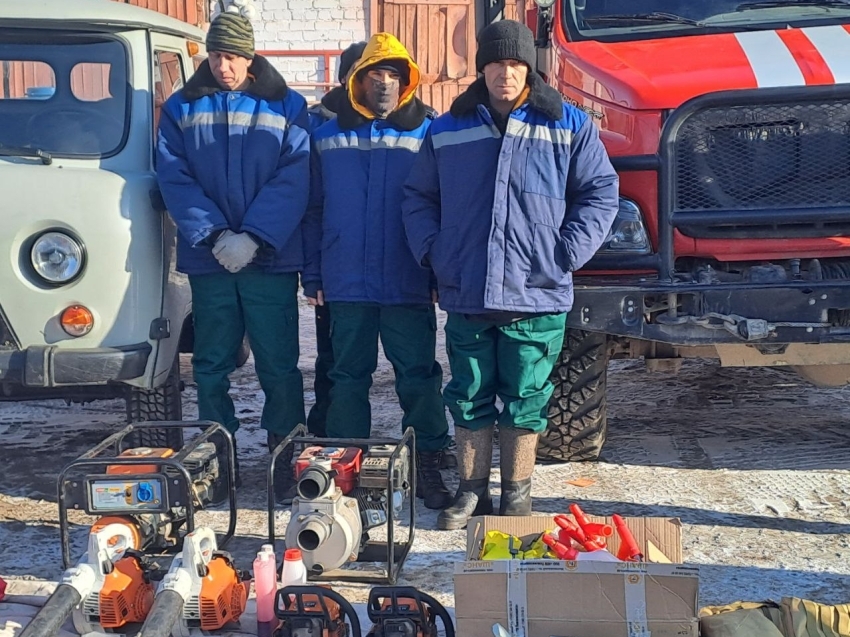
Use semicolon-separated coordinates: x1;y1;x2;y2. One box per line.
658;83;850;281
572;85;850;344
587;84;850;283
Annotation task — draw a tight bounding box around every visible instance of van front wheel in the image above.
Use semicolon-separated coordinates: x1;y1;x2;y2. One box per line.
125;356;184;450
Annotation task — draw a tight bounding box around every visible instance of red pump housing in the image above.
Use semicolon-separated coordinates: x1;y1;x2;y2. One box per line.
295;446;362;495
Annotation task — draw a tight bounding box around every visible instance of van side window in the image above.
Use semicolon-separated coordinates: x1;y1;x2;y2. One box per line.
153;51;184;138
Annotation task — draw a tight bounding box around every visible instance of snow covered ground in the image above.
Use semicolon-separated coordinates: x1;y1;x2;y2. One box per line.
2;298;850;619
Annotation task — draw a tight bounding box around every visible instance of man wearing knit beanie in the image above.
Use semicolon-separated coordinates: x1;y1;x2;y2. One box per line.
403;20;619;529
156;7;311;503
205;12;256;90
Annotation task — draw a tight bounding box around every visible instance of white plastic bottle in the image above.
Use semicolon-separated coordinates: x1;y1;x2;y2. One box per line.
279;549;307;610
280;549;307;586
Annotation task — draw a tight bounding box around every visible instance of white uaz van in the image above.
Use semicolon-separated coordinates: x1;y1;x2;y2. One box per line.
0;0;247;446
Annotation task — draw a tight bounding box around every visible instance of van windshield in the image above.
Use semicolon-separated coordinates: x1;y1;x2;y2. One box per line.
0;31;128;158
565;0;850;41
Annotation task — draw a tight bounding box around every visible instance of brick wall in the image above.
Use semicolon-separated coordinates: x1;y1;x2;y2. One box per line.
248;0;371;101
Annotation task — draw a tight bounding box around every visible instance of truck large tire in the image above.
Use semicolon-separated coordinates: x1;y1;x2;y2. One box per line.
537;329;609;463
125;356;184;450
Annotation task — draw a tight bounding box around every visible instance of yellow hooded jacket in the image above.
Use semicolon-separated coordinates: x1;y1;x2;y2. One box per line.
346;32;421;119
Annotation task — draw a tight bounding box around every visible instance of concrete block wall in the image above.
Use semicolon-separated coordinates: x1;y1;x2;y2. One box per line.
250;0;370;101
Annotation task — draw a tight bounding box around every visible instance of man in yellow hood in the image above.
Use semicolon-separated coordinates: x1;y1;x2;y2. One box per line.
346;33;421;120
302;33;452;510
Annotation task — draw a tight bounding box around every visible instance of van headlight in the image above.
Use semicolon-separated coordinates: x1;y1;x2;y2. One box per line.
31;231;84;283
598;198;651;254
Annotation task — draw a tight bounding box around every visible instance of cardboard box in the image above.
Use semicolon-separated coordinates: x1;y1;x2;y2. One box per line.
454;515;700;637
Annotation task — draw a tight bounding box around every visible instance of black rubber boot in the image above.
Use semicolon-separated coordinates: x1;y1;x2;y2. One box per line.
498;427;538;516
437;478;493;530
440;436;457;469
416;451;452;510
268;433;297;505
499;478;532;516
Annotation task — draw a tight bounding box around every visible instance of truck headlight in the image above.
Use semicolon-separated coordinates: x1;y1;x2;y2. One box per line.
598;198;651;254
30;231;84;283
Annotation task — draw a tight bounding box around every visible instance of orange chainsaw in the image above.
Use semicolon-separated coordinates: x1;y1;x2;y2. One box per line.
273;585;361;637
365;587;454;637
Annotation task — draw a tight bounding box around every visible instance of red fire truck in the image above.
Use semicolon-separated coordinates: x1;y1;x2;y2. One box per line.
525;1;850;461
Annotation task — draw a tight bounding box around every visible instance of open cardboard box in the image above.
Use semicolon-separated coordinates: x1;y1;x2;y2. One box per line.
454;515;700;637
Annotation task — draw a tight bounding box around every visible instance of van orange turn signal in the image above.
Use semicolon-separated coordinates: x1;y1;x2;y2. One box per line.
61;305;94;337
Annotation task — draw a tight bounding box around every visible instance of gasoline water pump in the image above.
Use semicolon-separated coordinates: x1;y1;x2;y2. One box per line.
268;426;416;584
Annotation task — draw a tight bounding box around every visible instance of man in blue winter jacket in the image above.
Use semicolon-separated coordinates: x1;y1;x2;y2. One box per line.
156;11;310;499
403;20;619;529
302;33;452;510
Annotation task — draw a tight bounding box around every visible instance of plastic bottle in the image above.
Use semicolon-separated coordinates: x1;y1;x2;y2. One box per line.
281;549;307;586
279;549;307;611
254;549;277;637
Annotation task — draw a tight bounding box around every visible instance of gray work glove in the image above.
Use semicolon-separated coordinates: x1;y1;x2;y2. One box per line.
212;230;259;273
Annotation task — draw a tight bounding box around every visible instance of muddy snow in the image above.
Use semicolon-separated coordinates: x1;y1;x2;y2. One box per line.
2;298;850;616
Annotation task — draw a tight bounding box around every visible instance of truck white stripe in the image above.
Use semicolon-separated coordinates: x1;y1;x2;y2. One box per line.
802;25;850;84
734;31;806;87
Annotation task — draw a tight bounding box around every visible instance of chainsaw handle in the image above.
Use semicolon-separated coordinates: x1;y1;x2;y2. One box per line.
275;585;362;637
367;586;455;637
418;590;456;637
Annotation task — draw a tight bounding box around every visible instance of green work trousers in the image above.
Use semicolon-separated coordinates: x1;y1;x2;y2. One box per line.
443;312;567;433
189;271;305;436
325;302;448;452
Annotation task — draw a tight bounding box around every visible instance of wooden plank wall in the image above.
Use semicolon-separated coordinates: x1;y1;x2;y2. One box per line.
111;0;204;27
380;0;476;114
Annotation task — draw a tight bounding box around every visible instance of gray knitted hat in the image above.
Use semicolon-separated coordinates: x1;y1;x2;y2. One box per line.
475;20;535;73
207;12;255;59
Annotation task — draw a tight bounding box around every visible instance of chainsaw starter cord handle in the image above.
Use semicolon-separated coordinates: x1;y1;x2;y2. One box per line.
138;589;184;637
18;584;81;637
